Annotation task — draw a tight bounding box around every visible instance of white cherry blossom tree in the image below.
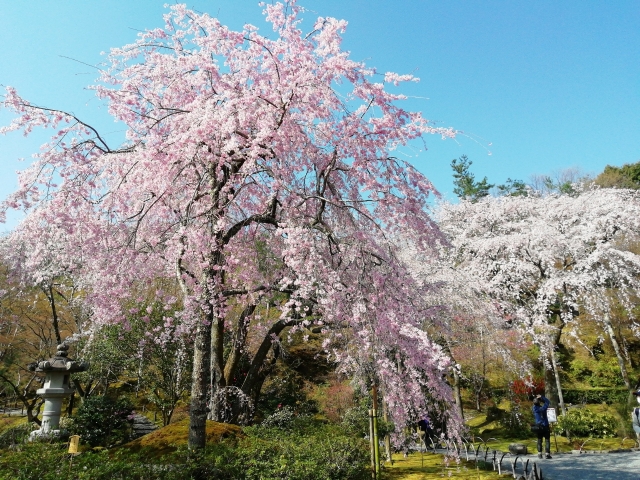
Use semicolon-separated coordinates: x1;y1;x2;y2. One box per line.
438;188;640;412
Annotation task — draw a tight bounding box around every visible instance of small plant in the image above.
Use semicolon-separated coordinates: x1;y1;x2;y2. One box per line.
69;395;134;447
0;422;33;448
555;408;617;439
261;405;298;429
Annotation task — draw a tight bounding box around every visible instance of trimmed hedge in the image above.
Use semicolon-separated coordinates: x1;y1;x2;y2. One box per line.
562;388;628;405
494;388;628;405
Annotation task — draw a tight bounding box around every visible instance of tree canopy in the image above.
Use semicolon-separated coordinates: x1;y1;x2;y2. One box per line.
0;1;461;448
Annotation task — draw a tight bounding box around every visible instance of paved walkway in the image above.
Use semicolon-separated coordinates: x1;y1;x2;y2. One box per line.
528;451;640;480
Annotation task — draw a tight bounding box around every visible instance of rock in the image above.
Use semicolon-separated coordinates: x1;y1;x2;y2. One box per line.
131;414;158;439
508;443;528;455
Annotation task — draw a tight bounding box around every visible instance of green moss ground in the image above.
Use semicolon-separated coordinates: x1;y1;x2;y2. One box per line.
118;417;243;457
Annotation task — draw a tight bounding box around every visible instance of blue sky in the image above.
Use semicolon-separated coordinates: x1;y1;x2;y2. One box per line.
1;1;639;230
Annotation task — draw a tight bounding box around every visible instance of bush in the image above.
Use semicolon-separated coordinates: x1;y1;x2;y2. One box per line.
231;422;370;480
555;408;617;438
69;395;134;447
496;402;534;438
0;422;33;449
588;359;625;387
261;405;298;429
340;404;394;439
0;420;370;480
563;388;628;405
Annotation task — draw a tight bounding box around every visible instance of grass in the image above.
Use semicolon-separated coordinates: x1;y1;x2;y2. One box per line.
383;452;510;479
0;415;27;434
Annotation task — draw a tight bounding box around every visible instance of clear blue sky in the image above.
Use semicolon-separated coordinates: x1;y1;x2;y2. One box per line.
1;1;639;230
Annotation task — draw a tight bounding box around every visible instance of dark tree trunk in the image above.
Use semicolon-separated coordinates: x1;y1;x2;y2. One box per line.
543;367;559;410
188;318;212;449
452;367;464;421
223;304;256;385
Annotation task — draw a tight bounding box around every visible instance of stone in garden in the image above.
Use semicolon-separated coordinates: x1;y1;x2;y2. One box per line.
508;443;528;455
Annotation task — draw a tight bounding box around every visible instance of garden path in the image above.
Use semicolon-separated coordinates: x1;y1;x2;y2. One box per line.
528;451;640;480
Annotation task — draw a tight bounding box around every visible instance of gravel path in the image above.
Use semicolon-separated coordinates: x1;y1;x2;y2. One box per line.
528;451;640;480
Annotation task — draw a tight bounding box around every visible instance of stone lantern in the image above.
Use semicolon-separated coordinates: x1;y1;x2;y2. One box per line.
27;344;88;438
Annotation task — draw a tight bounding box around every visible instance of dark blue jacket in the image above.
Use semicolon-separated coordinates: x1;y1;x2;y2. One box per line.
532;397;550;427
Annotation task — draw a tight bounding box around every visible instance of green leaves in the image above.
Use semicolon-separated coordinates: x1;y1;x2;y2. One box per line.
555;408;617;438
69;395;134;447
451;155;494;202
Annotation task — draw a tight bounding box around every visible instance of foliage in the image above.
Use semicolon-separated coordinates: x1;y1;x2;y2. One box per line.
341;405;371;437
229;422;370;480
562;388;628;405
451;155;494;201
510;377;545;399
0;421;33;449
69;395;134;447
256;365;317;419
340;403;395;439
0;420;370;480
496;400;533;438
72;325;135;397
555;408;617;438
586;358;626;387
306;378;354;423
496;178;528;197
260;405;299;429
594;161;640;190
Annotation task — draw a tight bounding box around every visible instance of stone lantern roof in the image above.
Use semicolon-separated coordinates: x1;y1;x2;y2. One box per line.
27;344;88;373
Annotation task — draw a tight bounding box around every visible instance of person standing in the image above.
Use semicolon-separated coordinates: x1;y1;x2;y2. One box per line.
632;390;640;443
532;394;552;459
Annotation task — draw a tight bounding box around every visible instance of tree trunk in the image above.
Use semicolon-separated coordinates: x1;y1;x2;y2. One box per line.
382;398;393;464
45;284;62;346
443;340;464;421
544;320;565;413
188;318;212;449
223;304;256;385
451;367;464;421
25;397;43;426
549;349;566;415
603;313;631;391
241;318;298;398
543;365;559;408
211;313;226;390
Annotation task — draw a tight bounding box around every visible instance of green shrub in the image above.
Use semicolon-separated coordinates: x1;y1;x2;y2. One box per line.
563;388;628;405
587;359;625;387
0;443;190;480
496;401;534;438
569;359;593;381
0;419;370;479
340;404;394;439
261;405;298;429
69;395;134;447
555;408;617;438
0;422;33;449
230;423;370;480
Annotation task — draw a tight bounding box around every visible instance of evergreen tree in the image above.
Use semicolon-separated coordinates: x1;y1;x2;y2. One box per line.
450;155;493;201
